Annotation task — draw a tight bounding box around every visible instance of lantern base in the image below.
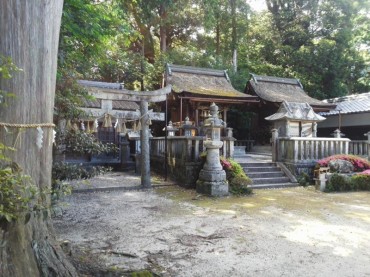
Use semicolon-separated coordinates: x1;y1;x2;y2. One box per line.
196;169;229;197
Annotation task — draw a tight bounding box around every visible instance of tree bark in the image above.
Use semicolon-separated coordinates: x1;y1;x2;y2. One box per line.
0;1;77;276
159;4;168;53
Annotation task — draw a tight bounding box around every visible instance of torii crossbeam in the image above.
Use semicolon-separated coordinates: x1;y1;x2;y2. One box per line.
79;80;172;188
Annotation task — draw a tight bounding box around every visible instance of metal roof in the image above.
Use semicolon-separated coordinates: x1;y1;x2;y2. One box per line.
320;92;370;116
265;101;326;122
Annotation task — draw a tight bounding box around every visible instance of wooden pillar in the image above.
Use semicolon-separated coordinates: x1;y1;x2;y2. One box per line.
140;100;151;188
195;108;199;127
180;97;183;135
223;108;228;125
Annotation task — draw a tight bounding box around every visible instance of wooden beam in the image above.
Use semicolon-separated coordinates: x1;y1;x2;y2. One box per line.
183;97;259;104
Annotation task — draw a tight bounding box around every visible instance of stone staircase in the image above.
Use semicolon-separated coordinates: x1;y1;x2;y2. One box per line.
240;162;297;189
233;146;297;189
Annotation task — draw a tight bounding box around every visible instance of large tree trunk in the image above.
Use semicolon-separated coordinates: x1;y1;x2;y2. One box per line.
231;0;237;73
0;1;77;276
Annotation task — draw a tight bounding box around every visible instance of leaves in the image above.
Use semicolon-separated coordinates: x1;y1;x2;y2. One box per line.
0;165;39;222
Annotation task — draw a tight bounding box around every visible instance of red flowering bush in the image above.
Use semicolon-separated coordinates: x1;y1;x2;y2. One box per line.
220;157;232;170
359;169;370;175
221;157;252;195
317;155;370;172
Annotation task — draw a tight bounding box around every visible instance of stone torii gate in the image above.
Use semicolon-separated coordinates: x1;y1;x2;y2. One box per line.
79;81;172;188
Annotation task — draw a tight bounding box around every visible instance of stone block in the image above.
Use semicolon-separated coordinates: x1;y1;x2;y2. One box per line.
198;169;226;182
196;180;229;196
328;159;354;173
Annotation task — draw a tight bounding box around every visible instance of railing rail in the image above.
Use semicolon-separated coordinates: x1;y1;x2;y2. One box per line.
150;136;234;163
349;140;369;157
234;140;254;152
276;137;350;163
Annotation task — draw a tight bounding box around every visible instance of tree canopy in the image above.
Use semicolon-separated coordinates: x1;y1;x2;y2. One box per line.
58;0;370;99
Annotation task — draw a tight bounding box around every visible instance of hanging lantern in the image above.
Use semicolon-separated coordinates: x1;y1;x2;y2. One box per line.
137;120;142;131
81;121;85;131
133;121;137;132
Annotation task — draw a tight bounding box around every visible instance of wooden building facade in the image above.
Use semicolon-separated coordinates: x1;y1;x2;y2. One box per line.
164;64;259;133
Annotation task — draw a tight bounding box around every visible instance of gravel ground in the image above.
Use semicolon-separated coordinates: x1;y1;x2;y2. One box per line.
52;172;370;277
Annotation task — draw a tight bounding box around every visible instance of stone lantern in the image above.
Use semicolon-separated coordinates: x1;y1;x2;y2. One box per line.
196;103;229;196
180;116;197;136
166;121;178;136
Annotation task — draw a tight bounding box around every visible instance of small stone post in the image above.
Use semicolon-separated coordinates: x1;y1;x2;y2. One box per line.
226;127;233;138
196;103;228;196
271;128;279;162
312;122;317;137
333;129;342;138
365;131;370;161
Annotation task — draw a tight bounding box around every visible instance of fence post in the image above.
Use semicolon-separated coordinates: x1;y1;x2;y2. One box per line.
365;131;370;161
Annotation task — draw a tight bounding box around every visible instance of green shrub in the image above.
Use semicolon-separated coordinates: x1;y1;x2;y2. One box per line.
0;163;40;222
297;172;311;187
56;129;118;155
52;162;111;181
350;174;370;191
229;176;252;195
326;173;351;192
51;162;111;201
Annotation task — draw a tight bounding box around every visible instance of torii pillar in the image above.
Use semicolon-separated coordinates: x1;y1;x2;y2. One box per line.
140;100;151;187
80;83;172;188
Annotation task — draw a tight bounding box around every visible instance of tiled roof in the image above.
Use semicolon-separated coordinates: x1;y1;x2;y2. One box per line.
265;101;326;122
320;92;370;116
166;64;258;100
246;74;335;109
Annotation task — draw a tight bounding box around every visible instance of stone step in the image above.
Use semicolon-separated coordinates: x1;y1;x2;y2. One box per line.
250;183;298;189
244;166;282;173
240;162;276;167
247;172;285;178
252;177;291;185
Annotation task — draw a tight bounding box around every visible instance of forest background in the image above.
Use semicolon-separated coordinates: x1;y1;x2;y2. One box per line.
57;0;370;119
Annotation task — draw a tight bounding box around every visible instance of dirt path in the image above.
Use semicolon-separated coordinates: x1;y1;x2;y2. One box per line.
52;172;370;276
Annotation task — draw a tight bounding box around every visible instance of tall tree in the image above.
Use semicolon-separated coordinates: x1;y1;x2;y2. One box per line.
0;1;77;276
